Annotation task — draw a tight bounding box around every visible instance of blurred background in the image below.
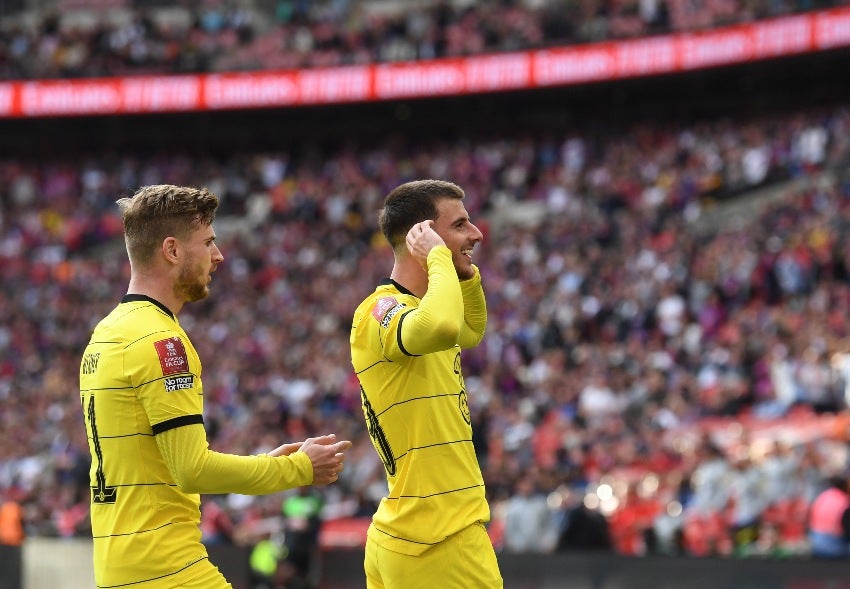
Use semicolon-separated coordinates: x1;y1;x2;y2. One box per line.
2;0;850;588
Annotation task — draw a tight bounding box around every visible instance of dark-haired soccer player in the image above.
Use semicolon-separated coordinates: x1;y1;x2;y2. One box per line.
80;184;350;589
350;180;503;588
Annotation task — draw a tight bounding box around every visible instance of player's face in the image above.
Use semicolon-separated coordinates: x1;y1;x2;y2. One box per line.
432;198;483;280
174;224;224;302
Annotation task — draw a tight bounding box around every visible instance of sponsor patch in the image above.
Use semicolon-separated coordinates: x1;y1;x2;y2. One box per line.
154;337;189;376
380;304;405;328
164;375;195;393
372;297;403;324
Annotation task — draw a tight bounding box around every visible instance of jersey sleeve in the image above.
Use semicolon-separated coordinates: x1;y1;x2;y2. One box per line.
371;246;465;360
125;332;203;431
156;423;313;494
457;265;487;349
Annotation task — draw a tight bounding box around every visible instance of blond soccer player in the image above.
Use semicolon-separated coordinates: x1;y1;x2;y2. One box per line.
80;184;351;588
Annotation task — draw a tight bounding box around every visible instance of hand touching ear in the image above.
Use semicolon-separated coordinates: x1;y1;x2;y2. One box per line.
406;221;445;269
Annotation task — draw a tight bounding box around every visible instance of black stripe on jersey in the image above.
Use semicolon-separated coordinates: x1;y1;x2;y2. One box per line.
354;359;389;375
88;432;154;441
81;373;200;394
375;392;458;418
371;525;439;546
151;414;203;434
392;438;474;462
80;385;134;393
92;519;177;539
89;481;178;493
85;328;175;351
395;309;421;357
386;482;485;500
125;330;173;349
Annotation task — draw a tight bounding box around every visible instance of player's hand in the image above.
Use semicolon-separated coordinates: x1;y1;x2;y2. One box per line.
406;220;445;269
299;434;352;485
266;442;303;457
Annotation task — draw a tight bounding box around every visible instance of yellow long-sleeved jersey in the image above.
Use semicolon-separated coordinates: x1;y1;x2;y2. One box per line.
80;295;313;588
350;246;490;555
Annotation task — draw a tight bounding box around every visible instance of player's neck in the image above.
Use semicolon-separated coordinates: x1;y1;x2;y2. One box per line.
390;259;427;298
127;274;184;316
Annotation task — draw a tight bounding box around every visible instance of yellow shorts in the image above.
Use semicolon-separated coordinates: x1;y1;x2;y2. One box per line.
96;558;231;589
365;522;503;589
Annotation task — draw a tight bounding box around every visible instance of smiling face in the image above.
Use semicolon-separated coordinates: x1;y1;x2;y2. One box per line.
432;198;483;280
173;223;223;303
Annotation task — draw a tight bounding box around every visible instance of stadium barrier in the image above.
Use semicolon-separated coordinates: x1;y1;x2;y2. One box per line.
12;539;850;589
17;539;249;589
318;551;850;589
0;544;21;589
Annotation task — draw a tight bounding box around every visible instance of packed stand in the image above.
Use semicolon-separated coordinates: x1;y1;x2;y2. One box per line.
1;0;848;80
1;101;850;560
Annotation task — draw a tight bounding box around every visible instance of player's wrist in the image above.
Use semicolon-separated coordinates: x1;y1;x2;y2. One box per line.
426;244;451;261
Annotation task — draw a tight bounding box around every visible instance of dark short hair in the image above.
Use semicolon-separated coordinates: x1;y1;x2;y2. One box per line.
116;184;219;266
378;180;465;248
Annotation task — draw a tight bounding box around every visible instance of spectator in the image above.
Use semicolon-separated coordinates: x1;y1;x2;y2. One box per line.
201;496;236;547
554;486;613;552
502;474;556;553
0;497;23;546
279;488;324;589
249;531;287;589
807;474;850;558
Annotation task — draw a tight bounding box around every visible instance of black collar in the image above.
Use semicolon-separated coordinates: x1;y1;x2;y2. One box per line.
122;294;175;320
380;278;415;297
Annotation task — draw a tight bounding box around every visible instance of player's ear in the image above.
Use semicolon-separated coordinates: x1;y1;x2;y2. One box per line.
162;237;179;264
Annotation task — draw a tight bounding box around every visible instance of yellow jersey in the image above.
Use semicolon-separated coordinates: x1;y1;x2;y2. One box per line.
350;246;490;555
80;294;313;588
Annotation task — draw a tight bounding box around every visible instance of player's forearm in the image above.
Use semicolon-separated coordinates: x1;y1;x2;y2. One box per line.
401;246;464;354
182;449;313;495
458;266;487;348
156;424;313;494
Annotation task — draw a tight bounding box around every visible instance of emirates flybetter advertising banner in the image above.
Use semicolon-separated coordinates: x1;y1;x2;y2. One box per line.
1;7;849;118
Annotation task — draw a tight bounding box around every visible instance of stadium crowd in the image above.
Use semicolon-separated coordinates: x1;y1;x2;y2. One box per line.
1;0;848;79
1;93;850;563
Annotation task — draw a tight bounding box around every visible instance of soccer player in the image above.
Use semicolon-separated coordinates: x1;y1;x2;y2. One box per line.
350;180;503;588
79;184;351;589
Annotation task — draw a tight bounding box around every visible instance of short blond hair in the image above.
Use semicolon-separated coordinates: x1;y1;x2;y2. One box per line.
117;184;219;266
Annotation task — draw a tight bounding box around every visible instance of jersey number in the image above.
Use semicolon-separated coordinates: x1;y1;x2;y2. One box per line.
84;394;118;504
360;386;396;476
